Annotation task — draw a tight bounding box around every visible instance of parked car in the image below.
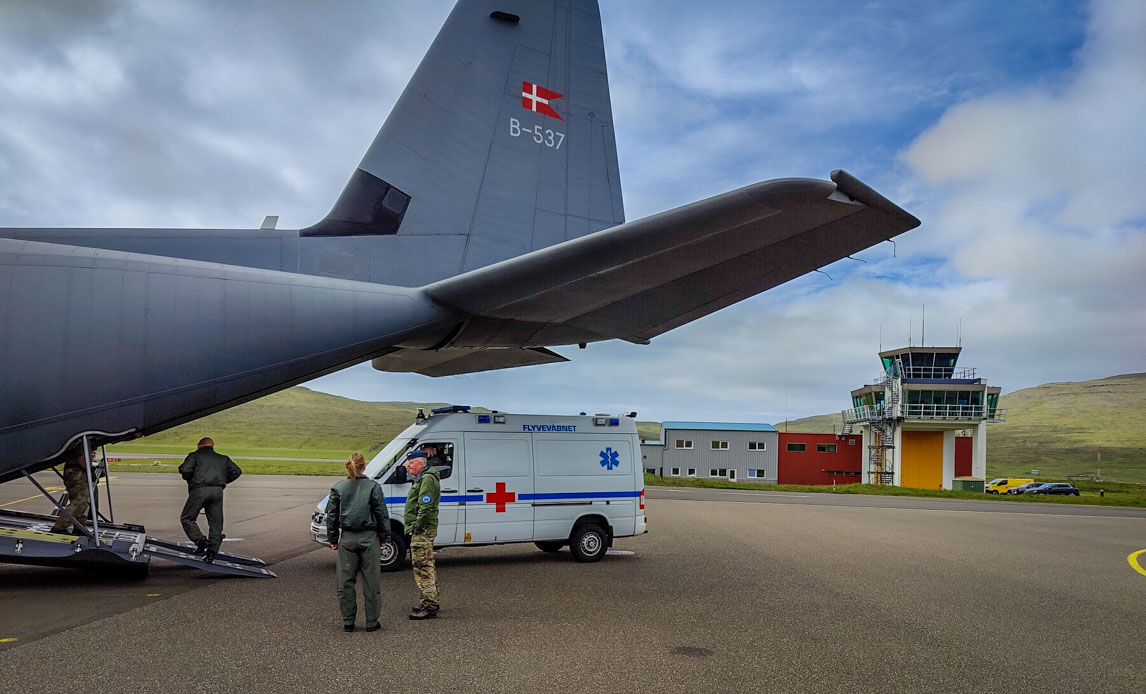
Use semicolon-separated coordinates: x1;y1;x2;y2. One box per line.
1007;482;1043;495
986;478;1035;494
1024;483;1080;496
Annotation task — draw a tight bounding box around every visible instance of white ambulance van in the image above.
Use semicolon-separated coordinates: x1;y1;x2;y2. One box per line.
310;406;647;570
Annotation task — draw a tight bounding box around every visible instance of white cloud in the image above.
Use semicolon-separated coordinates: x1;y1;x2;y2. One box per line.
897;0;1146;402
906;0;1146;229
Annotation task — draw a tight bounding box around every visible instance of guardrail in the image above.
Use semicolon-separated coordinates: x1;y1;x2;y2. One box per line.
870;366;979;384
842;405;1007;423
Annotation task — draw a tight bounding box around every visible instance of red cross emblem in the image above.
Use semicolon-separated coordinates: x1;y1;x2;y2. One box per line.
485;481;516;512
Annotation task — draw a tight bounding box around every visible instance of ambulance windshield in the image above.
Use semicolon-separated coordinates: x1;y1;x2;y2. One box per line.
366;423;426;479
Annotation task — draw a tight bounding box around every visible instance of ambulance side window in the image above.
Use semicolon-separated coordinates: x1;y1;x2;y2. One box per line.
425;442;454;481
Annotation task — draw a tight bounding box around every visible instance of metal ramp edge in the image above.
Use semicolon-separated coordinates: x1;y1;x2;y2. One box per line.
142;543;277;578
1;509;275;578
144;537;268;567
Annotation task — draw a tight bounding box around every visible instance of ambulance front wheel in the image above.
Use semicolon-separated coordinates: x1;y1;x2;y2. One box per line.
569;524;607;563
380;533;408;572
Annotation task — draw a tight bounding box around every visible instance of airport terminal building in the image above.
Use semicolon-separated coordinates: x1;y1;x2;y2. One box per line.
641;422;779;483
641;423;866;486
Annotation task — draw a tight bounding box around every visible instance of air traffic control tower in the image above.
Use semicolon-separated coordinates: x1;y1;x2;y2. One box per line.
841;347;1005;489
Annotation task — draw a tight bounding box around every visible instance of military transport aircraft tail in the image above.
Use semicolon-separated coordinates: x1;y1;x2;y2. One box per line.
0;0;920;479
300;0;625;288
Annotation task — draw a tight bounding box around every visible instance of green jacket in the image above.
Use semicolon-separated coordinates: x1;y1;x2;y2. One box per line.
178;447;242;489
326;477;390;546
404;467;440;535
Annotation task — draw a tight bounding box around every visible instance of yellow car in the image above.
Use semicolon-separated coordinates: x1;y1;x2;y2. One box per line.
985;478;1034;494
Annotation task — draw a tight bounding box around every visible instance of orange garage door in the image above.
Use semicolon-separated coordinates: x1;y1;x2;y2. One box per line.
901;431;943;489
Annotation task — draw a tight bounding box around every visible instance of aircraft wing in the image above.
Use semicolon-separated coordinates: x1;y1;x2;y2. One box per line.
422;170;920;349
371;346;568;377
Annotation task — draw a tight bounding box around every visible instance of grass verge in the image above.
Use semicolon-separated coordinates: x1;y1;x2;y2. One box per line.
109;458;345;476
645;474;1146;508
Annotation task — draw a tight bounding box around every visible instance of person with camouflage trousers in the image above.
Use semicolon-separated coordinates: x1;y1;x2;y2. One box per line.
50;447;97;534
404;449;440;620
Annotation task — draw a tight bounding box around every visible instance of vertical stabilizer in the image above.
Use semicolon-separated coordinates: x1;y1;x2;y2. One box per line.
300;0;624;287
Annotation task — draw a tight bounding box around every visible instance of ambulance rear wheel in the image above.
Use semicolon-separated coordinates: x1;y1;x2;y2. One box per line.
569;524;607;563
380;533;408;573
535;540;564;553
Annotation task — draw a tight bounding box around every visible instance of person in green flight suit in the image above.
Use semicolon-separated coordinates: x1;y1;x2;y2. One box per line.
178;437;242;563
404;449;441;620
326;452;391;633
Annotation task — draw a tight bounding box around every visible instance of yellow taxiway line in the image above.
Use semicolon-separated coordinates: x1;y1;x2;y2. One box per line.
0;478;115;508
1129;549;1146;578
0;494;48;510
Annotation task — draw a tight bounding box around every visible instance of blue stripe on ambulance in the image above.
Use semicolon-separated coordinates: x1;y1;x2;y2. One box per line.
384;491;640;504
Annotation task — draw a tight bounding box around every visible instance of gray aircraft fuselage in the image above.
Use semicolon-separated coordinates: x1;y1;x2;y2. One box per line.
0;233;458;476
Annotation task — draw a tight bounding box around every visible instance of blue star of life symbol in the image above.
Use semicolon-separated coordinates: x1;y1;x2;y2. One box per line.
598;447;620;471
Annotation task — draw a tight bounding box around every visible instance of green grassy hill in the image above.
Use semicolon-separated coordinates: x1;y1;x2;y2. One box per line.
112;387;661;460
111;374;1145;483
772;413;841;434
110;388;467;459
774;373;1146;483
988;373;1146;482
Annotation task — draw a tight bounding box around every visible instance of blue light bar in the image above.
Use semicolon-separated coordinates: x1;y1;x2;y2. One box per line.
432;405;471;414
609;418;620;426
477;414;491;424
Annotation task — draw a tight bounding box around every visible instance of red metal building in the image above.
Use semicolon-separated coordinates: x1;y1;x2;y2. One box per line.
777;433;862;485
955;436;972;478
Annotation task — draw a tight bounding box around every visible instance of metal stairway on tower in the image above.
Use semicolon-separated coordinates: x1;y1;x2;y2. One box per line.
867;357;903;486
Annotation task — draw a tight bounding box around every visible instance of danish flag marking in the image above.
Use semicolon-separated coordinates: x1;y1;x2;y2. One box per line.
522;81;564;121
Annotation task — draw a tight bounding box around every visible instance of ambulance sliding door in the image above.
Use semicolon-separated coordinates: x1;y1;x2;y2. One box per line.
462;433;534;543
534;435;636;539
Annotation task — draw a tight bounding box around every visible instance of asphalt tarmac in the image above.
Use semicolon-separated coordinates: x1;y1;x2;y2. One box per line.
1;475;1144;693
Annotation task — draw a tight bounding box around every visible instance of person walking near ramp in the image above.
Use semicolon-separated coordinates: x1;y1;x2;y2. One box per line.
327;453;390;632
50;447;97;535
178;437;242;562
404;449;441;620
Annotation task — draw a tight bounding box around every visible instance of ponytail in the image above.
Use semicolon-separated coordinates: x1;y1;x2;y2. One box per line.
346;453;367;479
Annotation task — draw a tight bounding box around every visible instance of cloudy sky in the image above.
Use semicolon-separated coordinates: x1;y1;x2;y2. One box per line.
2;0;1142;424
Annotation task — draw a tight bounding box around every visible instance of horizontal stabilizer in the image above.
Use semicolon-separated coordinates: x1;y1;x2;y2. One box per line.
424;170;920;346
372;347;568;377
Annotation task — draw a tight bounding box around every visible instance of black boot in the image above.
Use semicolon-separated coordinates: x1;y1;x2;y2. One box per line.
204;548;217;563
409;606;438;620
192;539;209;556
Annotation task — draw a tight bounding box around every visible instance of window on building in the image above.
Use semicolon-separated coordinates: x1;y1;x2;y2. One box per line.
710;440;729;450
747;469;757;478
817;443;837;453
728;470;736;480
675;439;693;449
644;468;656;475
687;468;696;477
849;439;856;445
671;467;680;476
748;441;767;451
786;443;806;452
709;469;719;477
718;468;727;477
756;469;769;478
